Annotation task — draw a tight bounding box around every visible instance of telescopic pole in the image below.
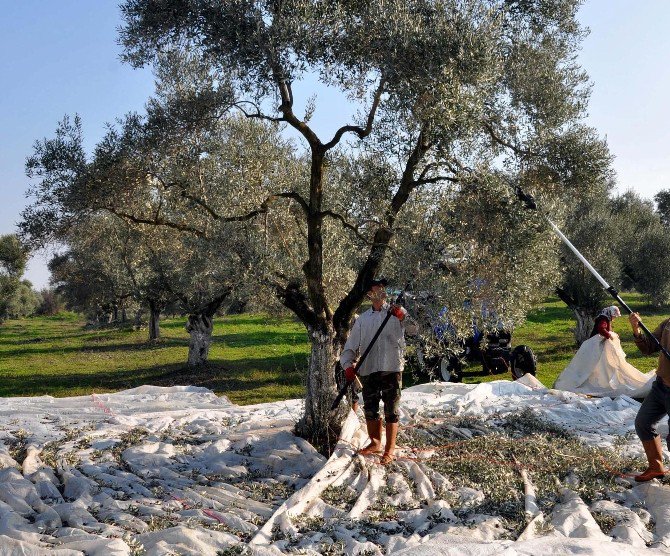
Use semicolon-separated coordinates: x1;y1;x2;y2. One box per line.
516;187;670;362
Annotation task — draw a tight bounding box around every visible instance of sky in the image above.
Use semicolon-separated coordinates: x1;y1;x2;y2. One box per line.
1;0;669;289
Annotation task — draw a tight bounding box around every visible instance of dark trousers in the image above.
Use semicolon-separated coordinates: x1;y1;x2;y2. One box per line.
360;372;402;424
635;377;670;443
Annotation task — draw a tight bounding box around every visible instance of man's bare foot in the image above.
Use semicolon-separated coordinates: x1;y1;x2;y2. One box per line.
379;452;395;465
358;442;382;456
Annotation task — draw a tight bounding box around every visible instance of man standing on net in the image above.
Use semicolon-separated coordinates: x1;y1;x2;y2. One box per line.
340;277;411;465
630;311;670;481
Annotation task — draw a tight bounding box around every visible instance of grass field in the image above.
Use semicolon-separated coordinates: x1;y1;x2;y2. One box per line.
0;292;667;403
0;313;309;404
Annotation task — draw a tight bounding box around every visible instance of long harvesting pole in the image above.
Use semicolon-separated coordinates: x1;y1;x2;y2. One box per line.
516;187;670;362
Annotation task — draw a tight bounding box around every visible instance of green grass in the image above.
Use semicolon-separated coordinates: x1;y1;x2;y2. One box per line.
0;292;667;402
462;292;667;387
0;313;309;404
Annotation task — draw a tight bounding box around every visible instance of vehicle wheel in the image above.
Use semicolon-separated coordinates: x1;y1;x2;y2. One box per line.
511;345;537;379
439;356;462;383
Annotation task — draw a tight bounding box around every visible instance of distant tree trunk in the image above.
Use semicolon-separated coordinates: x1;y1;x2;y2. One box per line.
573;309;595;347
184;289;232;367
148;300;161;341
112;304;119;322
556;287;597;347
134;308;144;329
186;314;214;366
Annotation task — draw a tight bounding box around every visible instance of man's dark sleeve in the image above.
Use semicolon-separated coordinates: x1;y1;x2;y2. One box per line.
634;318;668;355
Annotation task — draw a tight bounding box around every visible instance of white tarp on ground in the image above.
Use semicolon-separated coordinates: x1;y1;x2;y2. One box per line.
553;332;656;398
0;381;668;553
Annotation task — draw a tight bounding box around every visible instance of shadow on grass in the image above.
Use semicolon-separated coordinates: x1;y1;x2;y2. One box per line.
0;338;190;358
0;353;308;399
525;306;572;325
0;330;95;345
159;315;301;330
215;330;306;347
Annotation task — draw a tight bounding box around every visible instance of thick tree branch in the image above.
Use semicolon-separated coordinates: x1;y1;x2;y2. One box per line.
196;287;232;317
555;286;578;311
483;121;531;157
319;210;373;244
274;280;319;331
275;191;309;214
416;175;460;185
323;78;386;150
269;64;322;148
101;207;208;237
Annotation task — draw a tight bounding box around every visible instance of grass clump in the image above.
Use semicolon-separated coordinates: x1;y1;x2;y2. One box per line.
321;484;359;511
591;511;618;534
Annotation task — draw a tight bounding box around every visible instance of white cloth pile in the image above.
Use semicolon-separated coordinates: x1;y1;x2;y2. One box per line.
554;332;656;398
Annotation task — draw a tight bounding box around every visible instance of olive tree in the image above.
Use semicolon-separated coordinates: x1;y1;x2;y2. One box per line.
0;235;29;323
655;190;670;228
5;280;42;319
612;191;670;307
21;102;288;364
114;0;612;444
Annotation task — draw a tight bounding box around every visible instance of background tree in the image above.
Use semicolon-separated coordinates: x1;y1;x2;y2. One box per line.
607;191;670;306
0;234;29;323
140;225;252;366
555;208;621;346
47;217;138;324
631;230;670;306
610;191;670;307
654;189;670;227
22;106;278;365
5;280;42;319
35;288;65;316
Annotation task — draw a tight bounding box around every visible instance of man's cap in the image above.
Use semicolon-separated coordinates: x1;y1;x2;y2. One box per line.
369;276;388;288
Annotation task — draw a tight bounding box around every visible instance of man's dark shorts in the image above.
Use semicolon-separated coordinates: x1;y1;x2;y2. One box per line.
636;377;670;443
360;372;402;423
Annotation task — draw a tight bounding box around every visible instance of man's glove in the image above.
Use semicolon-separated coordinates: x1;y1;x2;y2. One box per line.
389;304;406;321
345;366;357;382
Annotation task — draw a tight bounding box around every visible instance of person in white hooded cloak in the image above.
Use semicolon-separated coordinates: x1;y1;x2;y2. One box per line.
554;306;656;398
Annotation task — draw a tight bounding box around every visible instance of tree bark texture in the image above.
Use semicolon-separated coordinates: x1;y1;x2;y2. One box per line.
134;308;144;330
186;314;214;367
183;290;231;367
148;300;161;341
573;309;595;348
295;324;348;453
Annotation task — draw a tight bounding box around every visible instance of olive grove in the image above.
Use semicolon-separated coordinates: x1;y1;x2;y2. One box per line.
20;0;617;447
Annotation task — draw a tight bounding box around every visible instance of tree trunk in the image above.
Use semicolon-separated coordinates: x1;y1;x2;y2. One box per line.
134;308;144;329
148;301;161;341
296;324;348;453
573;309;595;347
556;288;597;348
186;314;214;367
112;305;119;322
